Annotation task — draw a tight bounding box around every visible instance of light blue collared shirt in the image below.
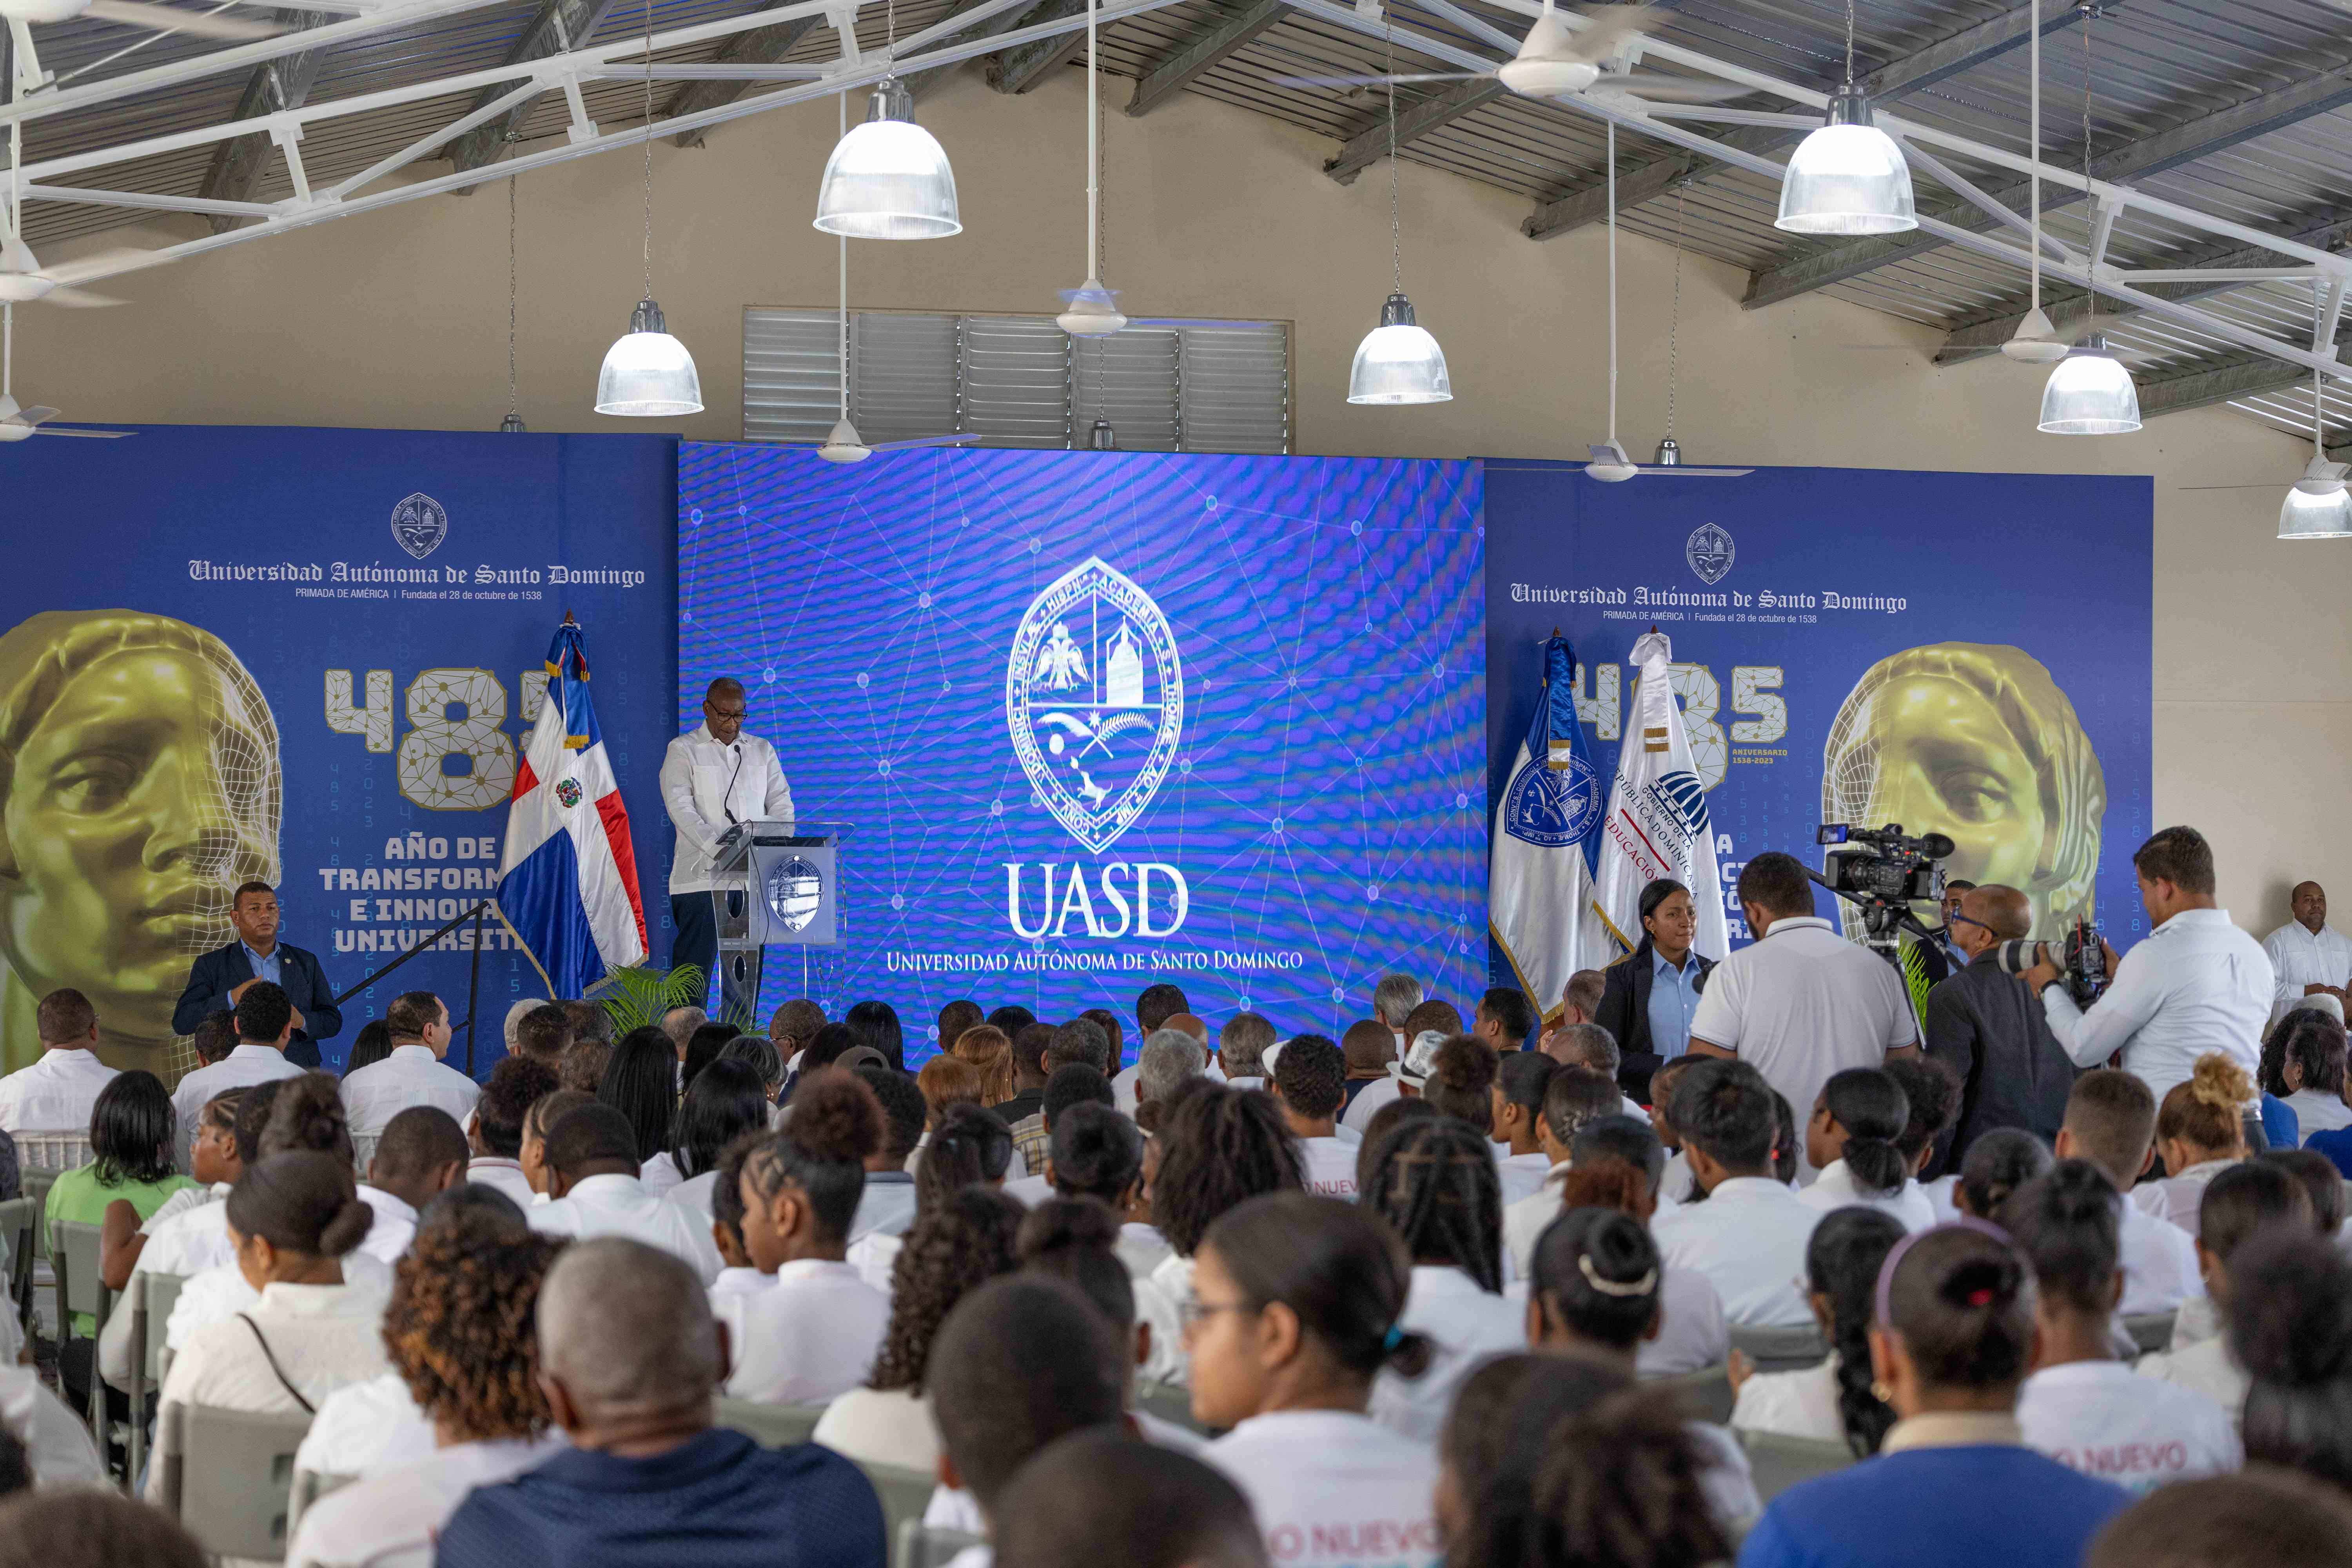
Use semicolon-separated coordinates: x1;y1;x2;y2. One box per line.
1647;949;1703;1062
241;941;283;989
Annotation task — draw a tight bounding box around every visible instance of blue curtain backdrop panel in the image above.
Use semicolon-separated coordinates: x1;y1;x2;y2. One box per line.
678;444;1485;1057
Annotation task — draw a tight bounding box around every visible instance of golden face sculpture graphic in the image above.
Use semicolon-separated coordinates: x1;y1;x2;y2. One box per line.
1821;643;2104;942
0;612;281;1074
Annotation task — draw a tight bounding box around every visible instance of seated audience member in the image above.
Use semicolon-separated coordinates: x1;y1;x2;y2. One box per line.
683;1022;739;1091
914;1057;985;1163
1043;1101;1163;1274
814;1185;1023;1469
1489;1051;1556;1198
769;999;827;1084
169;983;309;1164
95;1085;252;1385
558;1038;611;1097
936;1000;983;1058
48;1071;194;1405
1543;1160;1726;1376
287;1217;565;1568
339;991;480;1136
706;1134;771;1305
1269;1035;1359;1198
2258;1146;2347;1262
1361;1117;1517;1441
2003;1162;2240;1490
1951;1129;2054;1220
1106;987;1189;1109
718;1034;786;1107
1439;1354;1729;1568
1499;1068;1623;1275
1013;1199;1192;1447
1520;1210;1760;1532
600;1027;682;1195
2084;1470;2352;1568
1537;970;1609;1059
1731;1207;1907;1452
436;1238;888;1568
2226;1230;2352;1492
1045;1016;1112;1078
1191;1193;1440;1568
725;1075;891;1404
563;1001;610;1047
1472;987;1537;1055
850;1065;925;1238
0;987;116;1134
1374;973;1425;1045
1884;1052;1960;1190
1133;1030;1208;1123
951;1024;1018;1110
0;1358;103;1491
1355;1099;1440;1191
2053;1072;2202;1315
357;1105;469;1263
1004;1063;1114;1208
2152;1054;2256;1232
0;1491;209;1568
1339;1018;1403;1135
2271;1009;2352;1142
1404;999;1465;1045
502;1001;543;1057
1736;1224;2132;1568
661;1005;708;1067
519;1089;593;1196
1218;1012;1277;1092
148;1152;392;1501
513;1002;573;1068
998;1025;1055;1172
2137;1159;2313;1419
1799;1068;1935;1230
927;1272;1134;1559
845;999;908;1074
855;1103;1014;1289
527;1103;714;1279
1651;1060;1822;1327
1145;1084;1305;1383
466;1056;559;1208
662;1059;772;1249
993;1430;1266;1568
1546;1022;1647;1121
1647;1057;1701;1203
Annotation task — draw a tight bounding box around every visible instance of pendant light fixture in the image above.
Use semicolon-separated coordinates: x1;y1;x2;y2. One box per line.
1347;22;1449;406
815;0;959;240
2004;2;2067;364
2279;369;2352;539
1057;0;1123;335
501;169;527;432
595;0;702;416
1777;0;1915;235
2038;14;2138;435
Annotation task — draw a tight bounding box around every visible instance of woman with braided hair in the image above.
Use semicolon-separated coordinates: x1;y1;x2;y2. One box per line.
1360;1114;1519;1442
1730;1206;1907;1455
286;1216;565;1568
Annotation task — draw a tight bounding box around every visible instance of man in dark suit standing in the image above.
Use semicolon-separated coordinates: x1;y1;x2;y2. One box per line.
171;880;341;1069
1923;882;2076;1169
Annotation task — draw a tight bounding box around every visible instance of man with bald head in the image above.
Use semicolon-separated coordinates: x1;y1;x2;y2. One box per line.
1923;882;2078;1164
2263;880;2352;1022
661;676;796;988
436;1237;884;1568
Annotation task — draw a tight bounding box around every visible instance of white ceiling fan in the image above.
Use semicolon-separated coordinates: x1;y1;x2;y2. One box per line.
1583;121;1749;481
1;0;290;40
0;306;131;441
1275;3;1749;107
0;228;160;307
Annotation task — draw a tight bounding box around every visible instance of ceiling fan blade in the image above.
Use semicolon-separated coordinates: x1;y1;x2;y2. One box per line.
42;247;176;287
866;432;982;452
1561;2;1661;63
38;286;123;308
1269;71;1486;87
16;407;59;425
1608;75;1751;103
2178;483;2290;492
31;426;132;438
1125;317;1281;329
1631;465;1754;477
82;0;287;37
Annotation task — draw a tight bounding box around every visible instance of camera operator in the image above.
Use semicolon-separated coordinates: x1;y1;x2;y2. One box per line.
1924;884;2074;1165
1687;851;1918;1181
2024;825;2272;1107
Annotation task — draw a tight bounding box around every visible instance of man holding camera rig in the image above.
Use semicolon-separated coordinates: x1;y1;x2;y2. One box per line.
2023;826;2272;1109
1925;883;2075;1163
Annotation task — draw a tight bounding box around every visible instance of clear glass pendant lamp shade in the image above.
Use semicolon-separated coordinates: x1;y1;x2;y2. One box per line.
815;81;961;240
2038;338;2140;435
595;298;703;417
1348;292;1451;405
2281;460;2352;539
1777;88;1917;236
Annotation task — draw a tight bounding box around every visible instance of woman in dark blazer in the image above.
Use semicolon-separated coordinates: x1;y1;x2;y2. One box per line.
1595;878;1716;1105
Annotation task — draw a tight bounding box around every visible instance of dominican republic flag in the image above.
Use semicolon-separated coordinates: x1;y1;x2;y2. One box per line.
1490;633;1612;1019
497;619;647;996
1590;628;1730;962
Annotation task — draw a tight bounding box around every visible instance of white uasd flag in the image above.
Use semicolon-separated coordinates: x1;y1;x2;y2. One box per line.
1489;634;1611;1018
1590;629;1731;961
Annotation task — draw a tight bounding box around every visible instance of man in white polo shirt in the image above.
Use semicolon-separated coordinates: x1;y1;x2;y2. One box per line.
0;988;116;1134
1686;851;1918;1181
339;990;481;1136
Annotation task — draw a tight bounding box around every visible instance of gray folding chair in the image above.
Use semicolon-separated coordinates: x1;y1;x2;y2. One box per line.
289;1467;357;1542
896;1520;983;1568
1134;1376;1210;1435
0;1196;36;1338
127;1270;190;1486
16;1131;91;1174
1728;1322;1829;1374
713;1395;828;1448
47;1219;112;1450
1651;1361;1735;1425
1738;1430;1855;1500
160;1402;315;1561
2122;1310;2178;1357
861;1460;944;1558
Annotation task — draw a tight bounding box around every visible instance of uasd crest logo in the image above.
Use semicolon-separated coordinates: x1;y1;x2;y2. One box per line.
766;855;823;933
1502;746;1603;849
1005;557;1185;855
1685;521;1734;586
391;493;448;561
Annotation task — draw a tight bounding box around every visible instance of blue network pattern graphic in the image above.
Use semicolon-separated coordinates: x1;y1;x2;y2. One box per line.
679;445;1485;1059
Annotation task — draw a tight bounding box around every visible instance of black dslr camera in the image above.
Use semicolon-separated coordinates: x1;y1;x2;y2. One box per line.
1993;919;2109;1008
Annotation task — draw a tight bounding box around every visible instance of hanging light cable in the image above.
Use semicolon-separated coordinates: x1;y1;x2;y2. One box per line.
595;0;703;416
2280;367;2352;539
2005;2;2066;362
2039;11;2139;434
1777;0;1915;235
816;0;960;239
1657;181;1684;465
501;169;526;432
1347;20;1449;405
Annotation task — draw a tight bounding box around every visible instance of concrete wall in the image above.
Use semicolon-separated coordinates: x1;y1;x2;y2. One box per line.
15;67;2348;935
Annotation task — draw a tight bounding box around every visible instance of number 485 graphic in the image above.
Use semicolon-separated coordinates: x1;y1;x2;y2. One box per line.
327;668;552;812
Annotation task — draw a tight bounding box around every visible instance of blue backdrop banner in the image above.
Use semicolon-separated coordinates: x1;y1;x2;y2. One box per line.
1484;461;2152;965
0;426;676;1078
678;445;1486;1060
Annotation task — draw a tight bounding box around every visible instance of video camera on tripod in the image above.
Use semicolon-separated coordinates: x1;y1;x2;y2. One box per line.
1811;823;1954;944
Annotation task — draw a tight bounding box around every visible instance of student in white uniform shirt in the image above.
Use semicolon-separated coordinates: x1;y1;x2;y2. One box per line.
2137;1159;2314;1421
1499;1071;1633;1280
1651;1059;1824;1327
338;991;481;1139
525;1103;715;1281
852;1103;1014;1292
1645;1058;1703;1205
2005;1161;2242;1491
463;1056;559;1210
286;1212;566;1568
2053;1072;2205;1316
701;1135;776;1308
2151;1055;2257;1233
169;984;309;1169
1268;1035;1362;1199
2271;1009;2352;1142
0;985;116;1135
659;1059;771;1272
1487;1051;1557;1208
1337;1018;1405;1137
1189;1192;1445;1568
1036;1102;1169;1277
2261;881;2352;1022
849;1065;926;1234
993;1431;1267;1568
1798;1068;1938;1231
1109;984;1197;1114
516;1088;594;1201
1532;1156;1726;1377
354;1107;469;1264
600;1027;684;1197
723;1075;891;1405
1731;1207;1909;1451
1000;1064;1114;1212
1359;1116;1522;1442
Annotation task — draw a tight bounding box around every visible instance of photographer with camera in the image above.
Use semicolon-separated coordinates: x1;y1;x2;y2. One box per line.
1687;852;1918;1182
1925;884;2075;1165
2024;826;2272;1109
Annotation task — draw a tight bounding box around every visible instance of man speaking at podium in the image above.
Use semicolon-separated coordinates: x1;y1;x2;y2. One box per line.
661;678;795;985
